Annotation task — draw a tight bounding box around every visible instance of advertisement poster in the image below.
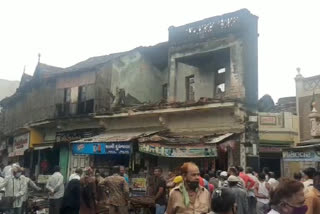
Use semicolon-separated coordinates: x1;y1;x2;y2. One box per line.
131;178;147;191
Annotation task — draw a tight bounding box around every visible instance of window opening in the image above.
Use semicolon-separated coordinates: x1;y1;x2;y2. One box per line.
186;75;195;101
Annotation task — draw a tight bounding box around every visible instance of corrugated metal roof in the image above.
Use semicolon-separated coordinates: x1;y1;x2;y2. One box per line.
71;128;163;143
206;133;234;144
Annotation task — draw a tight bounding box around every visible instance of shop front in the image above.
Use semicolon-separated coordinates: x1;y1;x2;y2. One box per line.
56;128;101;181
259;143;291;177
138;142;218;175
71;142;131;176
137;132;240;174
282;145;320;177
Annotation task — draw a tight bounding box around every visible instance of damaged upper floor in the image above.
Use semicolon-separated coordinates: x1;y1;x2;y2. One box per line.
0;9;258;134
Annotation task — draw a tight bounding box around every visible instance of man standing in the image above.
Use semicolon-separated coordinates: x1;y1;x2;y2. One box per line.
228;167;245;188
254;173;271;214
237;166;255;190
69;168;82;181
166;162;211;214
227;175;249;214
20;167;41;212
46;166;64;214
267;172;279;191
99;166;129;214
303;167;316;192
0;166;27;214
153;167;166;214
80;167;97;214
61;170;81;214
120;166;129;183
246;167;258;214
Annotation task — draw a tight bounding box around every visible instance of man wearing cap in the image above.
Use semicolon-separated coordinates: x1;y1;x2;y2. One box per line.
228;175;249;214
220;171;228;188
0;165;27;214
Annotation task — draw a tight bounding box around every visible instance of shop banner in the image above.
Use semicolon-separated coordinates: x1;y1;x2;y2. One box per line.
283;150;320;161
13;133;30;156
139;143;217;158
72;143;131;155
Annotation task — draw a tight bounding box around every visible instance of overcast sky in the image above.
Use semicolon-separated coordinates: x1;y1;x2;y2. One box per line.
1;0;319;102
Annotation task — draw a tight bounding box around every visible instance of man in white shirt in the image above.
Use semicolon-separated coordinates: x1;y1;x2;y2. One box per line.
302;167;316;193
268;172;279;191
0;165;27;214
46;166;64;214
68;168;82;181
3;162;19;178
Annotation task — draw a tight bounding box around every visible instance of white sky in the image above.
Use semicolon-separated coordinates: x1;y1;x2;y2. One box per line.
1;0;319;102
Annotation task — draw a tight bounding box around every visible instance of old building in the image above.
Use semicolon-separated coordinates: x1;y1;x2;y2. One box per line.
73;9;259;176
257;95;299;177
280;69;320;176
258;111;299;176
0;9;259;180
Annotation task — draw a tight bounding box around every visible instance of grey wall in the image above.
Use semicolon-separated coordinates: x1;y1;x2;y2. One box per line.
111;51;167;103
169;36;248;104
95;63;113;113
2;80;56;134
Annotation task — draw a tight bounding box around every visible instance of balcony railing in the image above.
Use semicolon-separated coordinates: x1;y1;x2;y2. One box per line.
169;9;256;46
56;99;94;117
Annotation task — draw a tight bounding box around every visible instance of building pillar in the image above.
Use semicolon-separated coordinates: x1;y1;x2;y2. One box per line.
59;145;69;182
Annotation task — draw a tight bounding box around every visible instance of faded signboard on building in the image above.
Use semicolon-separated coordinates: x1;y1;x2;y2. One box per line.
56;129;99;143
283;150;320;161
139;143;217;158
260;116;277;125
13;133;30;156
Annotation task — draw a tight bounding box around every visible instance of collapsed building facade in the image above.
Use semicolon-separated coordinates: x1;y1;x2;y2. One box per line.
0;9;259;180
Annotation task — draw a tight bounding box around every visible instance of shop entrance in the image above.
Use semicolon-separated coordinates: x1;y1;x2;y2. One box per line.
260;157;281;178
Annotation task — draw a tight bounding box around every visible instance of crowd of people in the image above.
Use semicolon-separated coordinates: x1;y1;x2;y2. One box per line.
148;164;320;214
1;162;320;214
0;163;129;214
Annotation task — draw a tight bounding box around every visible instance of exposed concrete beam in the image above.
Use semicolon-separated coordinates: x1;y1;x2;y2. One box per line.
95;102;237;119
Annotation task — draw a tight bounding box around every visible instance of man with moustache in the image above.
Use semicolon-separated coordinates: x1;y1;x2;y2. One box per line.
165;162;211;214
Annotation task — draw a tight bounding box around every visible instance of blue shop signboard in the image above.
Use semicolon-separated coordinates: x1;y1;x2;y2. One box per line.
72;142;131;155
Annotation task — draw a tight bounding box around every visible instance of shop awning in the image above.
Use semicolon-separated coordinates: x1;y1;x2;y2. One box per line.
71;128;164;155
138;132;236;144
137;132;239;158
32;143;54;150
206;133;234;144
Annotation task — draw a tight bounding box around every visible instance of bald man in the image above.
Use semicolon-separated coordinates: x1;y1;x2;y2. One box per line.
166;162;211;214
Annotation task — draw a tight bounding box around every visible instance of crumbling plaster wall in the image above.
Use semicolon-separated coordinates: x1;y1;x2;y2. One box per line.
95;64;113;113
101;105;245;134
110;51;167;103
169;36;245;103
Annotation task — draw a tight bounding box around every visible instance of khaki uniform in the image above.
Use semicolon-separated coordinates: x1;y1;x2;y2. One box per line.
166;183;210;214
